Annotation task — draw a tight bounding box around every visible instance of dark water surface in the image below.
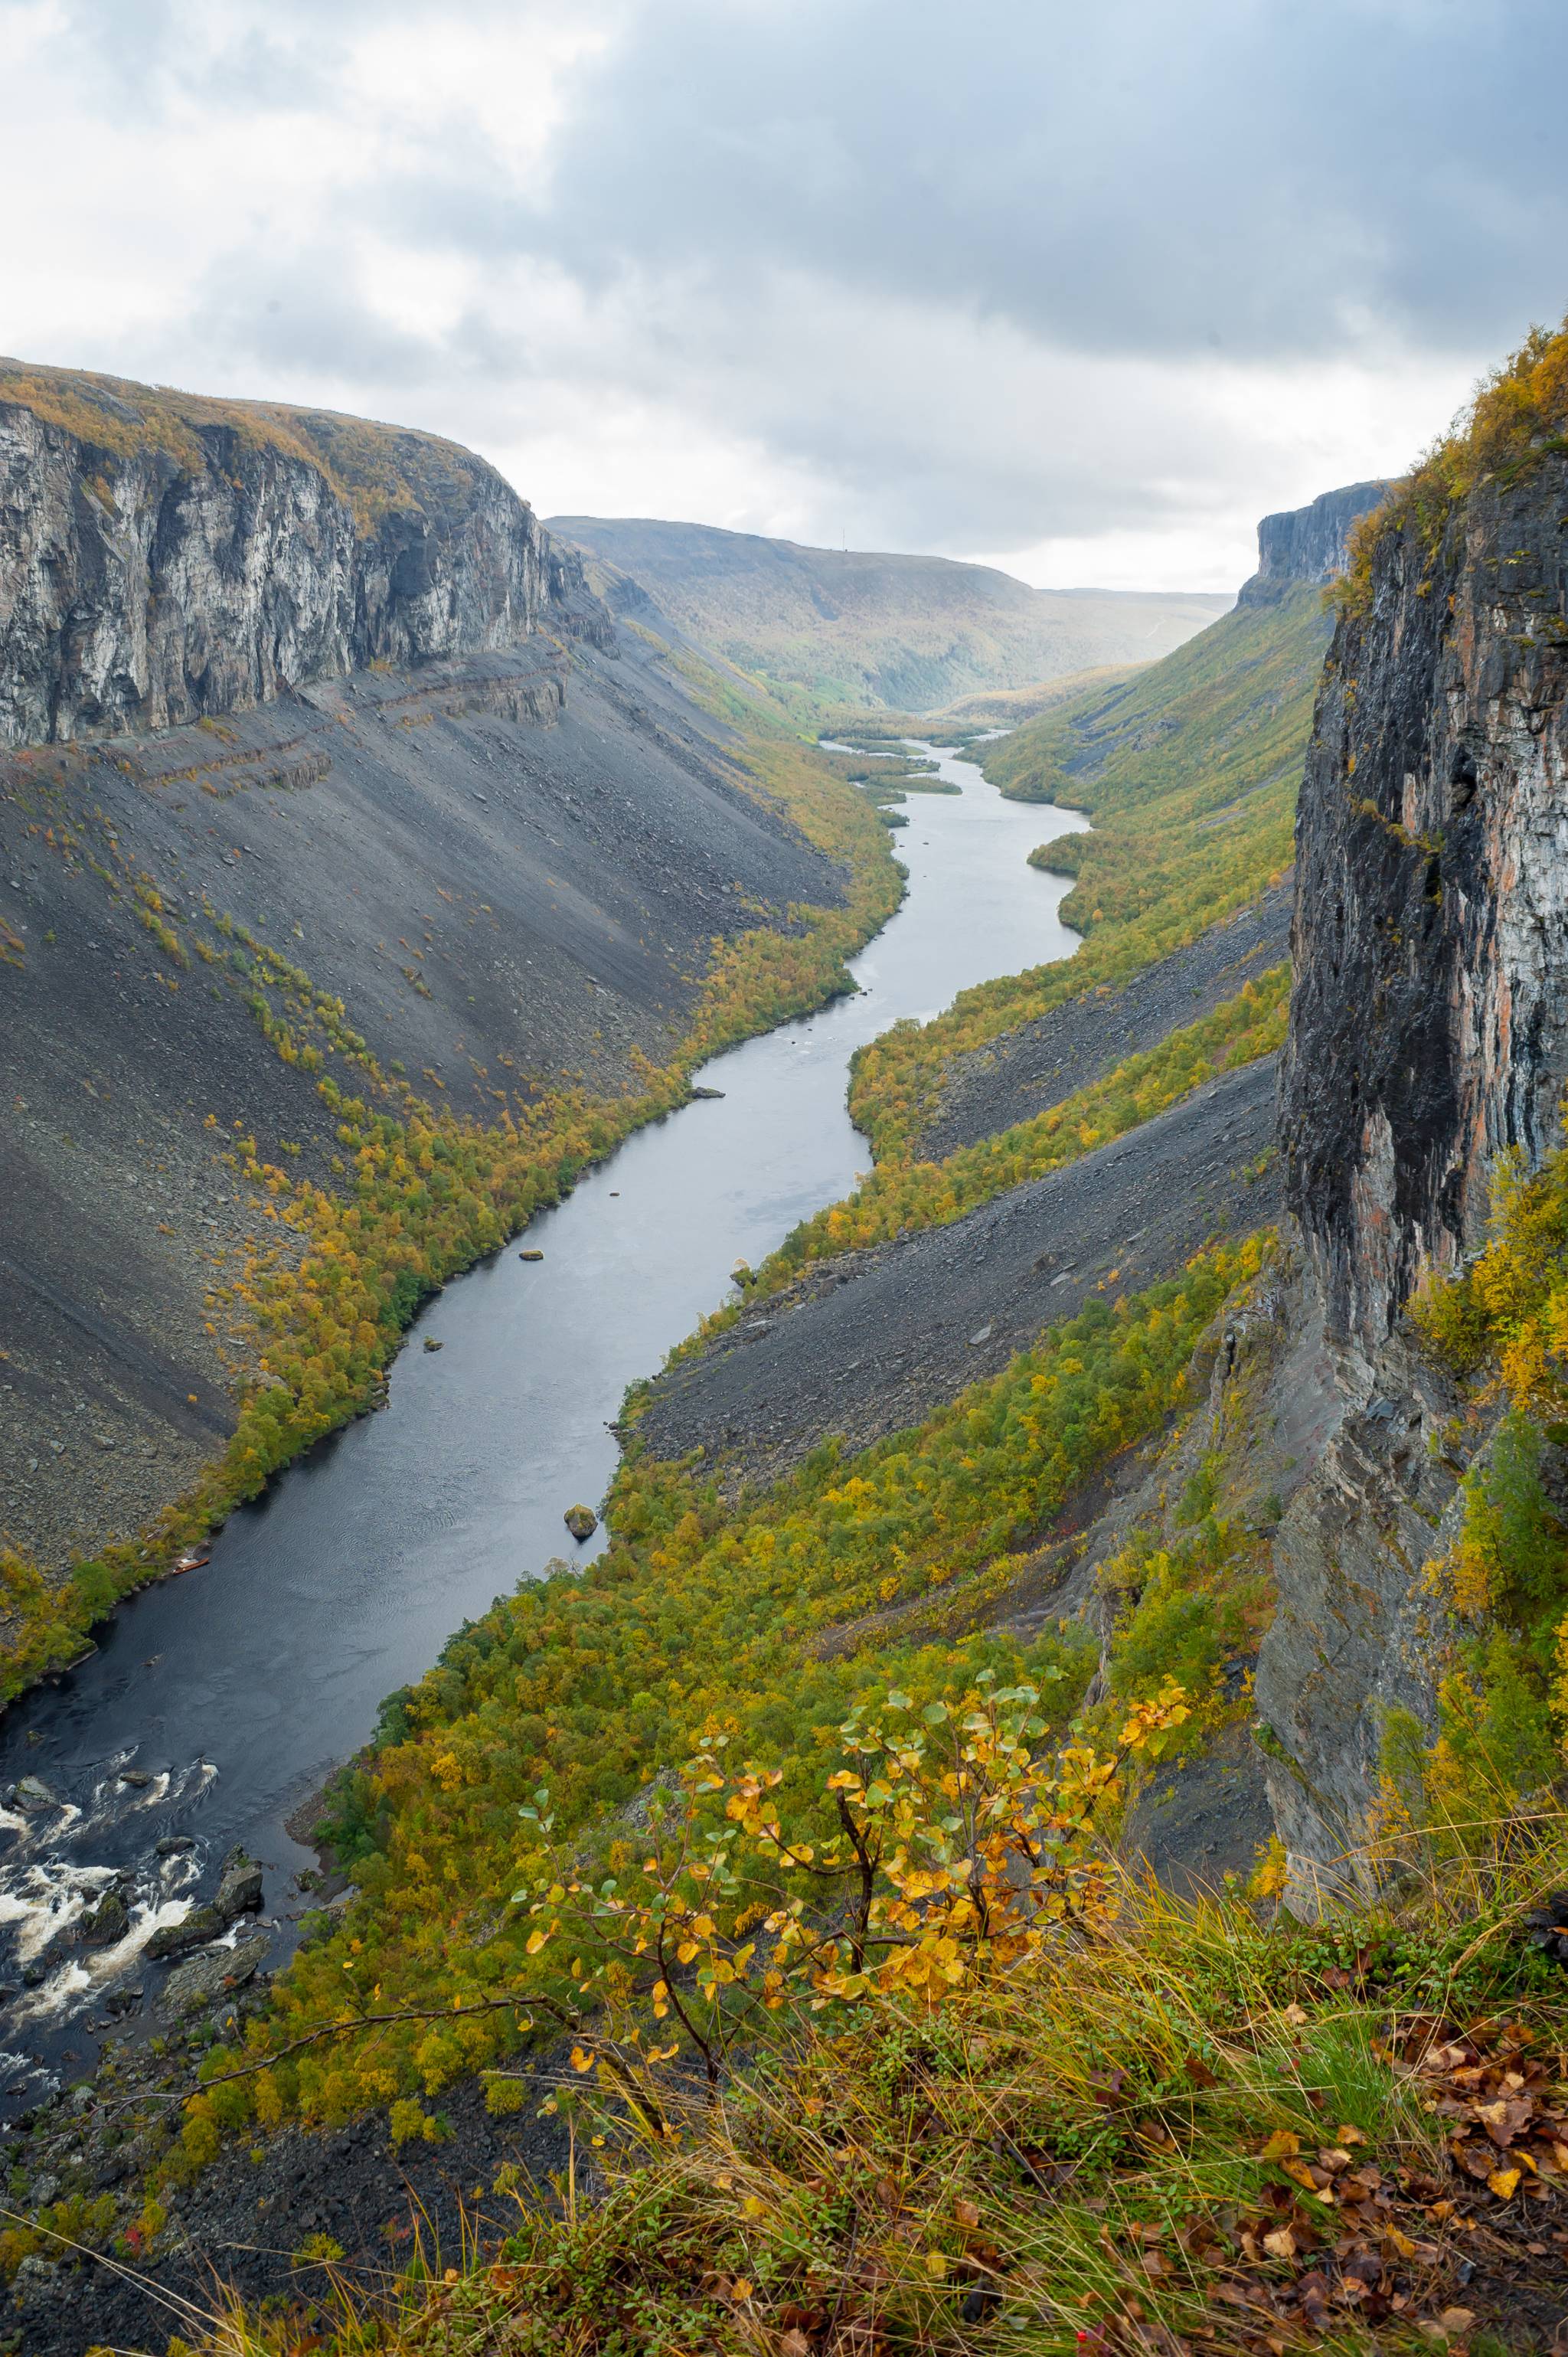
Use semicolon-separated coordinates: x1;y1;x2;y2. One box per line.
0;743;1089;2107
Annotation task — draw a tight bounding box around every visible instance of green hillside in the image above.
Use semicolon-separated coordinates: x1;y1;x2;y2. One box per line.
547;515;1230;712
984;580;1329;934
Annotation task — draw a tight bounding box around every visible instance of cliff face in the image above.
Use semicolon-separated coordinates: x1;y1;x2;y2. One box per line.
1279;462;1568;1352
0;362;609;748
1258;449;1568;1898
1235;479;1390;608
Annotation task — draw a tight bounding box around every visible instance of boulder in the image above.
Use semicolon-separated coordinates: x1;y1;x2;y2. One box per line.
158;1931;271;2019
145;1904;224;1960
564;1503;598;1541
518;1247;544;1262
216;1852;264;1920
80;1891;129;1947
423;1336;443;1352
13;1775;60;1809
689;1085;725;1100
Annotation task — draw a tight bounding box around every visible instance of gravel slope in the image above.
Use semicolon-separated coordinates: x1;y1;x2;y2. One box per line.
639;1054;1281;1490
917;883;1291;1159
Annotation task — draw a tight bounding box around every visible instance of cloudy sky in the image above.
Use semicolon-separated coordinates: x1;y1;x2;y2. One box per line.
3;0;1565;589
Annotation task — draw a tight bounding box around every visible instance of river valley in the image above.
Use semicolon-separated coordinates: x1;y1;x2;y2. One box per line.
0;743;1089;2113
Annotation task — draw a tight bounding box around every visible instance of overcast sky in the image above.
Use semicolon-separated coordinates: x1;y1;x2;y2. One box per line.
3;0;1565;589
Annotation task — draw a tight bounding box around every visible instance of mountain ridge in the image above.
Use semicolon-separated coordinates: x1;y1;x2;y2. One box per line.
547;512;1232;711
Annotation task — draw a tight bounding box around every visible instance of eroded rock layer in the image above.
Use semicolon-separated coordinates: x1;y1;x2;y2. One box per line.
0;361;608;749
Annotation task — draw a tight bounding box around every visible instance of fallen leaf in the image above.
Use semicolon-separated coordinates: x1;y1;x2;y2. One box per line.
779;2333;810;2357
1488;2167;1521;2200
1262;2227;1297;2261
1437;2310;1475;2333
1283;2002;1308;2026
954;2198;981;2230
1261;2130;1300;2161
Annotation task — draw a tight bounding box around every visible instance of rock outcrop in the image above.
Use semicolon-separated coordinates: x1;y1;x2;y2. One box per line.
1258;443;1568;1899
1235;479;1390;608
0;360;609;749
1279;461;1568;1352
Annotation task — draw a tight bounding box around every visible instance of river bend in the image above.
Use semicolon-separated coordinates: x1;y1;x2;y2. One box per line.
0;741;1089;2108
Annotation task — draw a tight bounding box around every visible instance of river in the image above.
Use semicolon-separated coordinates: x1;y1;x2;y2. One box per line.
0;739;1089;2111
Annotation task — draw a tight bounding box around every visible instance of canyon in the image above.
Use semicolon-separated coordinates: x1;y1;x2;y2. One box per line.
2;342;1568;2348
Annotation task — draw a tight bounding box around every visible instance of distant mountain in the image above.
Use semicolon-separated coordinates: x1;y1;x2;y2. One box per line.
546;516;1233;713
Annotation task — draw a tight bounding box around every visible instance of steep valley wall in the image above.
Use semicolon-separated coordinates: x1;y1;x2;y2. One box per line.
1260;445;1568;1901
0;368;849;1576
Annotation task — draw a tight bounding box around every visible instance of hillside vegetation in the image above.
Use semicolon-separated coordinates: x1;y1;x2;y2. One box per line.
547;516;1229;712
838;583;1328;1169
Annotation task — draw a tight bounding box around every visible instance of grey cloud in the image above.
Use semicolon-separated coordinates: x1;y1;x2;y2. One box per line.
402;0;1568;366
31;0;1566;573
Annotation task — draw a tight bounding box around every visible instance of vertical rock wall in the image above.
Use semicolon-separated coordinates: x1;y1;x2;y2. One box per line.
1259;456;1568;1897
0;365;609;747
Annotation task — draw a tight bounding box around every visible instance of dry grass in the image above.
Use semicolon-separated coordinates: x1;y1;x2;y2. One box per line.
173;1830;1568;2357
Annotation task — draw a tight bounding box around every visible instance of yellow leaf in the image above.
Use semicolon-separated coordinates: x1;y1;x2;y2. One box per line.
676;1939;699;1964
742;2195;765;2218
924;2250;949;2278
1488;2166;1521;2200
730;2277;753;2300
525;1927;550;1956
1260;2129;1299;2160
570;2046;595;2074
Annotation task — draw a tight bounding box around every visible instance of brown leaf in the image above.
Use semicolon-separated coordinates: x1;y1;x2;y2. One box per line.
1262;2227;1297;2261
779;2332;812;2357
953;2198;980;2231
1477;2096;1534;2146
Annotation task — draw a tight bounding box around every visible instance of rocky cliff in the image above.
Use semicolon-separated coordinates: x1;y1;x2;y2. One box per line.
1259;373;1568;1900
1235;479;1390;608
1279;459;1568;1351
0;361;609;748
